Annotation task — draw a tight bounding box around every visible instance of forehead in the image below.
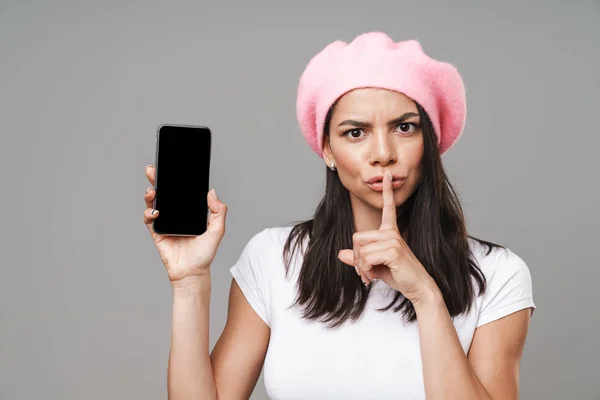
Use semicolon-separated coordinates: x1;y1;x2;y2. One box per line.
332;88;418;119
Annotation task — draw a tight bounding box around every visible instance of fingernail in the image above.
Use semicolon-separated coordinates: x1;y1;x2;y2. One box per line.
386;170;393;181
145;164;152;171
151;209;158;215
210;188;218;199
145;187;151;194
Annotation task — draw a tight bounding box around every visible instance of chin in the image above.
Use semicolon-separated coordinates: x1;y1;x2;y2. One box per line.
362;188;399;208
378;187;411;208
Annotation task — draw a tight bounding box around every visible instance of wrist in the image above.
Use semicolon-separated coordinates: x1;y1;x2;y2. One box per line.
171;275;211;297
411;278;444;311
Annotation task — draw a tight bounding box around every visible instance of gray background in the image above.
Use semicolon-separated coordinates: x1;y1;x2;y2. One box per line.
1;0;598;399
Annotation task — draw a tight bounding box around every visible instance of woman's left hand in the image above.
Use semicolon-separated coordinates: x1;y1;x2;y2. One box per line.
337;170;437;304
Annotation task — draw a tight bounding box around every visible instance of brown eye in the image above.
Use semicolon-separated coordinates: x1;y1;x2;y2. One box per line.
343;129;364;139
396;123;418;135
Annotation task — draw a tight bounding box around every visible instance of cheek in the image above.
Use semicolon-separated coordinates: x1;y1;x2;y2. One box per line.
334;152;364;190
409;152;424;176
402;142;425;185
334;150;362;174
409;139;425;165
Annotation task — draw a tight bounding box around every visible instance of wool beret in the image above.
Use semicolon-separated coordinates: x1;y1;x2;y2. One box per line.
296;32;467;158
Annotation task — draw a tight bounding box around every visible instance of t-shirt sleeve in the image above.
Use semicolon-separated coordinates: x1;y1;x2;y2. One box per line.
229;229;271;327
476;248;536;328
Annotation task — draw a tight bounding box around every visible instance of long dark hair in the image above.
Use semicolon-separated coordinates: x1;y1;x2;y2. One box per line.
283;100;504;328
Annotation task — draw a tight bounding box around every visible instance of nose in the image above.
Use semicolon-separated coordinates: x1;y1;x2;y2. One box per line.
369;132;397;166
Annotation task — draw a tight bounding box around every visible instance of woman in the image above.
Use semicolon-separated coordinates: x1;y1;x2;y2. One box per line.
143;32;535;400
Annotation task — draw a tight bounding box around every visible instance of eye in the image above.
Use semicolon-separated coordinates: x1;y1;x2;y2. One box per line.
395;122;419;135
342;128;365;140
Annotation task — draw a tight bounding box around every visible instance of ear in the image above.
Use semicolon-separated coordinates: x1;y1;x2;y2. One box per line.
322;135;333;165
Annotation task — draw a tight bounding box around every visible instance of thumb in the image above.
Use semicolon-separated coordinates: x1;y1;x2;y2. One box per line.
206;189;227;238
337;249;355;267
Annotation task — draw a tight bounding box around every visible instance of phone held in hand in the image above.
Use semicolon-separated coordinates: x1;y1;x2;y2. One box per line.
152;124;212;236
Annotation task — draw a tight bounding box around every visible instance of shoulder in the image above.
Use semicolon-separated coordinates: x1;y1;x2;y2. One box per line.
241;225;296;254
467;237;536;326
232;225;298;275
467;237;531;283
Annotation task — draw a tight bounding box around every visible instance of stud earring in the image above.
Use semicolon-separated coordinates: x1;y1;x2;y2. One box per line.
329;162;337;171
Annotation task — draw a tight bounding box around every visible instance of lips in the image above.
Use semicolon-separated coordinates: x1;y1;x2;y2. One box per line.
366;179;405;191
365;174;407;191
366;174;406;184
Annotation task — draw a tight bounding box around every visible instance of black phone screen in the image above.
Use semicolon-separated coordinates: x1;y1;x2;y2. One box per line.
152;124;211;236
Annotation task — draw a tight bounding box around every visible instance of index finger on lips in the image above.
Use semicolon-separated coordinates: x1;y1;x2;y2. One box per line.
379;170;397;231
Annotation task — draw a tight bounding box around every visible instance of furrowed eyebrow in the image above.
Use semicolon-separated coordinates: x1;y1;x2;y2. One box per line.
337;112;419;128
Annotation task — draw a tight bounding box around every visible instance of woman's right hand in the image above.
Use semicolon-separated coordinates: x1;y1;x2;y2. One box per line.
142;164;228;289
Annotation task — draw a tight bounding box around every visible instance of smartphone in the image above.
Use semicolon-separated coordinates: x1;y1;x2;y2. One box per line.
152;124;212;236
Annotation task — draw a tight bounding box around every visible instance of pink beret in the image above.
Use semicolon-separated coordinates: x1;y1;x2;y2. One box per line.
296;32;467;158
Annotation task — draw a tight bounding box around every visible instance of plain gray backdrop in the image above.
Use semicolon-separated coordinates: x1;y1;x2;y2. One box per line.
1;0;599;399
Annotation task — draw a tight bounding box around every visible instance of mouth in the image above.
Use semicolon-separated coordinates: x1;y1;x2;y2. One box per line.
365;175;407;191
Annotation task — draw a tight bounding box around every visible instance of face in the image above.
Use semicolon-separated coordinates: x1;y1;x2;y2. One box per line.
323;88;424;218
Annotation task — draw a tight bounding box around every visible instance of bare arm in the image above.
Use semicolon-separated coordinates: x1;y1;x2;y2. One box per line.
467;307;531;399
414;284;532;400
168;277;270;400
211;279;270;399
143;165;269;399
168;277;216;399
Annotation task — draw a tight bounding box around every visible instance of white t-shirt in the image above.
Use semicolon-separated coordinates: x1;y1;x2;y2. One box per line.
229;226;536;400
